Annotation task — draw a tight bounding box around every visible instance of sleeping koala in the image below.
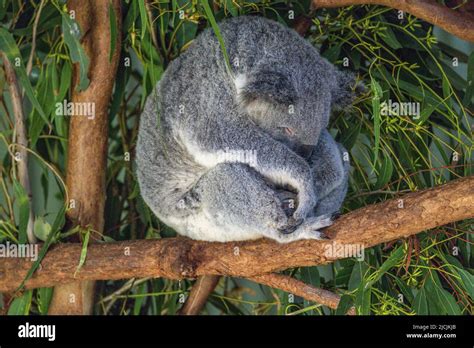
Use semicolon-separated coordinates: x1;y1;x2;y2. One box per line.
136;15;356;243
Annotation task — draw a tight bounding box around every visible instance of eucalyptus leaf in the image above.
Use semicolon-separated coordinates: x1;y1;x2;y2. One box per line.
0;28;46;120
8;290;32;315
60;12;90;91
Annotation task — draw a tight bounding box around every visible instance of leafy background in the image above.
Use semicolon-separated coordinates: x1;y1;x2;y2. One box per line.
0;0;472;315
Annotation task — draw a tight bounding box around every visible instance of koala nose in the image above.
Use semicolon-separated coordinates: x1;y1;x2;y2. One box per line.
298;144;314;159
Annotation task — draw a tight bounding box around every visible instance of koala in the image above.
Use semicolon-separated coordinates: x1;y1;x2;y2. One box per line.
136;16;356;243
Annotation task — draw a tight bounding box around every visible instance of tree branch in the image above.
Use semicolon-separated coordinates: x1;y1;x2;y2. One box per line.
249;273;356;314
0;52;35;244
26;0;46;76
312;0;474;42
47;0;121;315
0;176;472;293
179;275;220;315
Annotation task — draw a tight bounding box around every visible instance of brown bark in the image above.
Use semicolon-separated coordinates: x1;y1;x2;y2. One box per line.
179;275;220;315
1;176;472;292
249;273;356;314
47;0;121;315
312;0;474;42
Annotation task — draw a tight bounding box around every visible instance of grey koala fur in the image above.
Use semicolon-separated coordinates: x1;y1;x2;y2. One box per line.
136;15;355;243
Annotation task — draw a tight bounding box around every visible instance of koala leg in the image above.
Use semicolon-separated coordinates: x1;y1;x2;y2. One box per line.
308;130;350;217
184;162;330;243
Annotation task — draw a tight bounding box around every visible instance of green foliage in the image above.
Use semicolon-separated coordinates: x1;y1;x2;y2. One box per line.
0;0;472;315
58;5;90;91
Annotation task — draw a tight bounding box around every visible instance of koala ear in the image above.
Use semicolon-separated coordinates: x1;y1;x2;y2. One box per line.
236;70;297;107
331;70;365;110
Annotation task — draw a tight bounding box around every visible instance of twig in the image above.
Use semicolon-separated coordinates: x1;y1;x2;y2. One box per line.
145;0;160;52
100;277;150;314
249;273;356;315
179;275;220;315
312;0;474;42
0;52;36;244
26;0;46;76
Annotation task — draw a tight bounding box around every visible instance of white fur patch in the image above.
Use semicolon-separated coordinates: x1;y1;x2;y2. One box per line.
264;169;301;193
178;130;221;168
165;210;262;242
233;73;247;94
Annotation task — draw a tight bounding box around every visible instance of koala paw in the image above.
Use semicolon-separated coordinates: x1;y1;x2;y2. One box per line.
311;214;335;229
293;189;318;221
277;216;303;235
299;230;330;240
272;214;334;243
297;214;334;236
293;201;314;222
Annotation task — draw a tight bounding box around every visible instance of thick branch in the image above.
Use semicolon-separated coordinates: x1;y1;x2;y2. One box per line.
47;0;121;315
312;0;474;42
0;176;472;292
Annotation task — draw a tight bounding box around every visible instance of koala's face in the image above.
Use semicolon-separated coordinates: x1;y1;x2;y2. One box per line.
235;67;337;157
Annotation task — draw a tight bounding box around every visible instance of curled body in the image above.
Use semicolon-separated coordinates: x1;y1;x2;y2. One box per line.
136;16;356;243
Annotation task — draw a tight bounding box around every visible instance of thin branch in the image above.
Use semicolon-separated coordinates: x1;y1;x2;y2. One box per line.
26;0;46;76
145;0;160;52
179;275;220;315
1;176;472;292
99;277;151;314
249;273;356;315
0;52;36;244
312;0;474;42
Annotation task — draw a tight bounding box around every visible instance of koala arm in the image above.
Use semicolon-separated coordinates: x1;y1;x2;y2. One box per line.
181;122;317;223
308;129;350;216
274;130;350;218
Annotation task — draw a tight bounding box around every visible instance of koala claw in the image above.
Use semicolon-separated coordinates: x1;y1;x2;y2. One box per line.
294;229;330;241
288;217;303;227
278;225;297;235
314;231;331;240
301;214;334;232
278;217;303;234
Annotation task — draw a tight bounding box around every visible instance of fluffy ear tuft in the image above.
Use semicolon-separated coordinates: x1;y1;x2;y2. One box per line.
236;70;297;107
332;70;366;110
